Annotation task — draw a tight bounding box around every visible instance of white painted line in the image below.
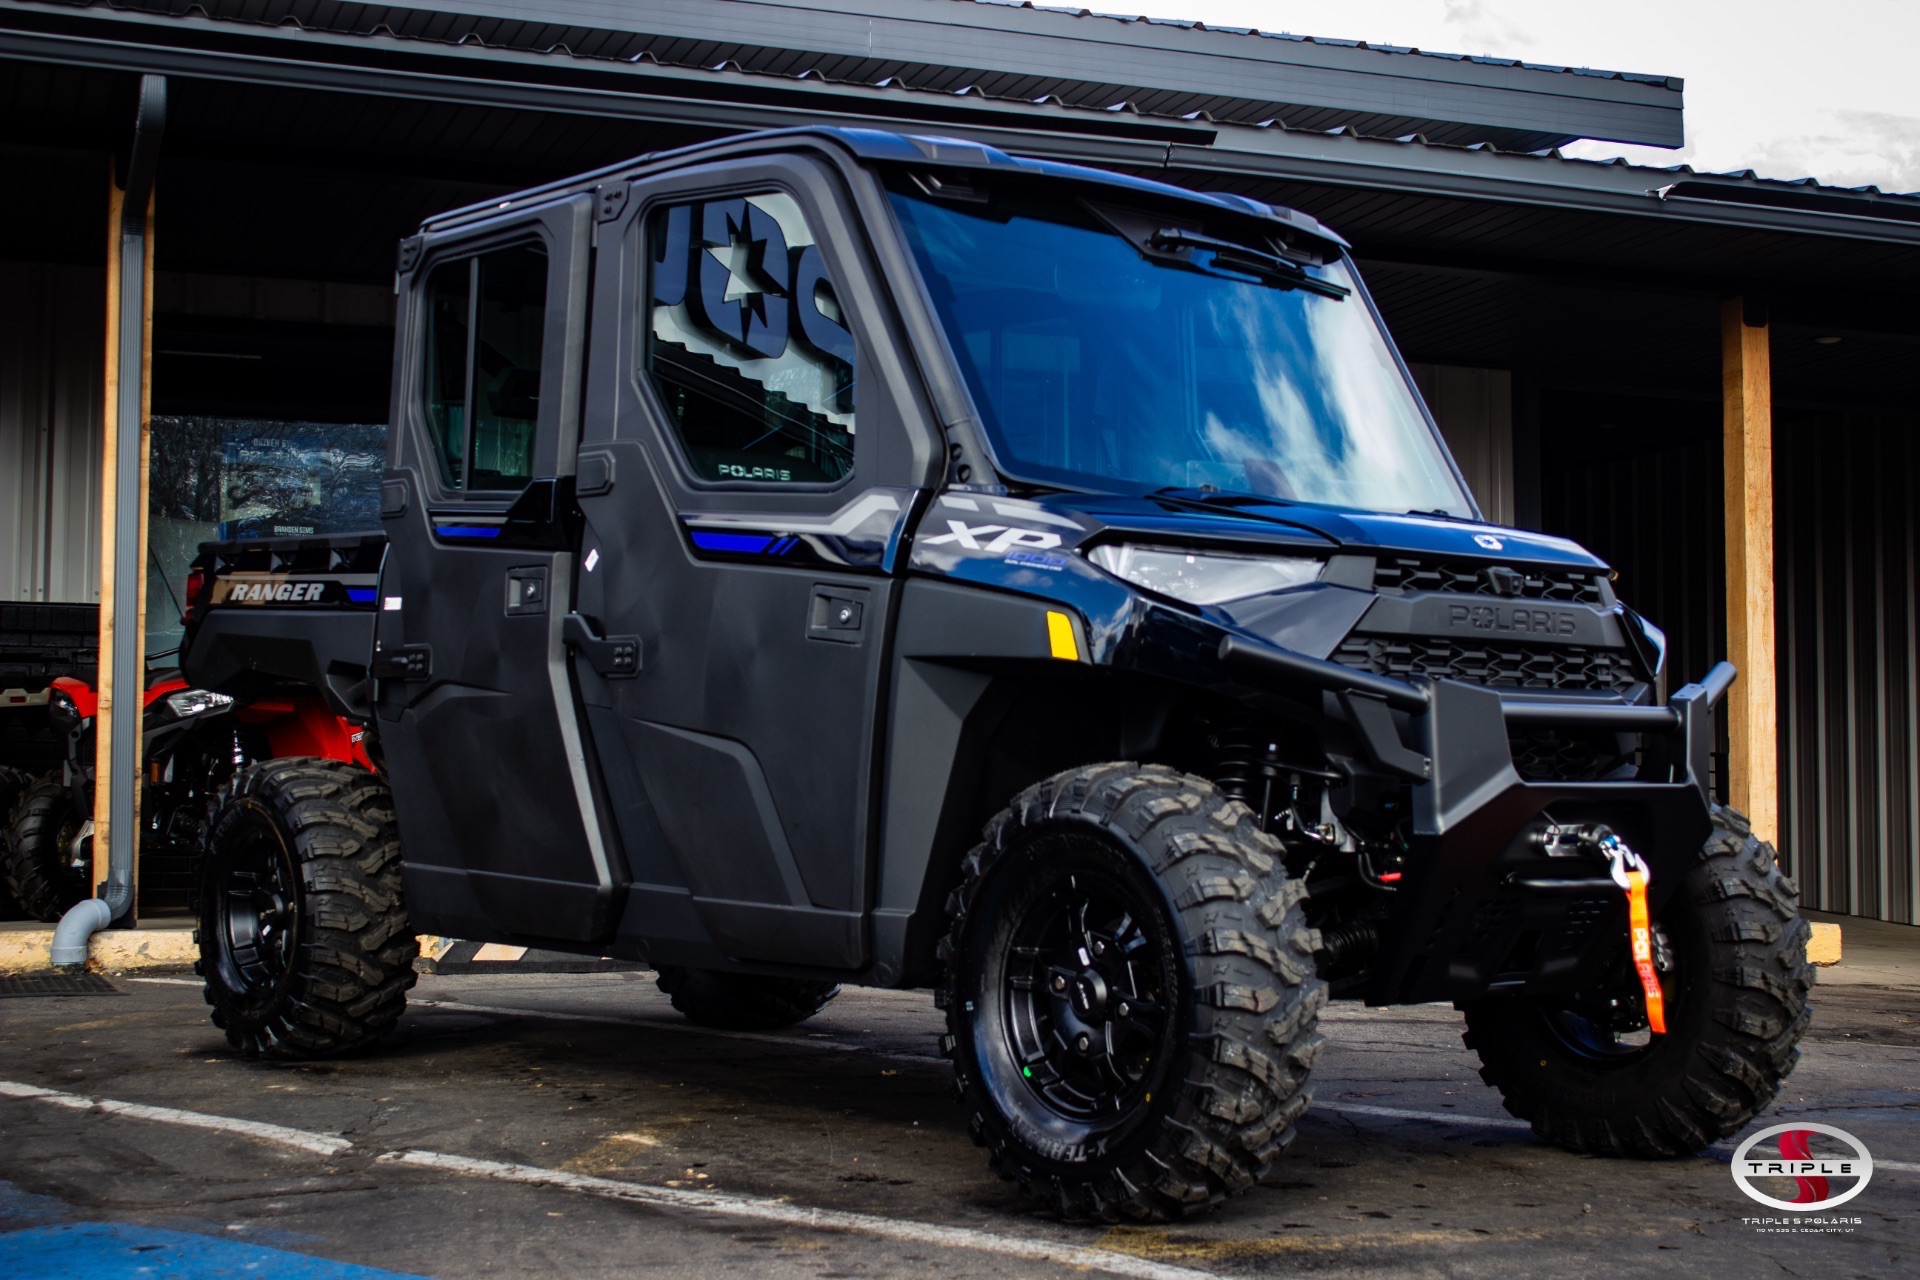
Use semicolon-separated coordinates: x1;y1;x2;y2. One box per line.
410;997;950;1066
0;1080;350;1157
128;976;201;987
0;1080;1219;1280
1311;1098;1920;1174
384;1149;1219;1280
1315;1101;1530;1131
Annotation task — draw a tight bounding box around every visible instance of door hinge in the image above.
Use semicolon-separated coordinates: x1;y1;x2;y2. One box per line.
372;643;432;682
564;612;641;678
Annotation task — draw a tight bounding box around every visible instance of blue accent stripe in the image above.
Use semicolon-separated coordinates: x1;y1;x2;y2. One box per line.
690;531;774;555
346;588;378;603
0;1223;436;1280
435;525;502;539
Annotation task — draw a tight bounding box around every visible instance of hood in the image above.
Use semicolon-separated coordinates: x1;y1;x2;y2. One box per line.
1042;491;1608;571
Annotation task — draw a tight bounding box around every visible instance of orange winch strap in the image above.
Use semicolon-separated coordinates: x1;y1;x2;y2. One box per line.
1624;869;1666;1035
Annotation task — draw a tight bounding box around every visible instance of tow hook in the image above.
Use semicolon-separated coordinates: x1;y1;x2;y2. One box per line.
1524;823;1668;1034
1595;828;1667;1035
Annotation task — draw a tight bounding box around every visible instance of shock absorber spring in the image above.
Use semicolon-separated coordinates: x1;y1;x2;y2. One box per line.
1210;726;1281;825
1210;727;1341;831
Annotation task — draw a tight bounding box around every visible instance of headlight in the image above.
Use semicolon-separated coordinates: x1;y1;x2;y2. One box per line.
165;689;234;719
47;691;80;733
1087;544;1322;605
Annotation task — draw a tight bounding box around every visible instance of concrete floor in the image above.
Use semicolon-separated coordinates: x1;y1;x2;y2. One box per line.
1;945;1914;1279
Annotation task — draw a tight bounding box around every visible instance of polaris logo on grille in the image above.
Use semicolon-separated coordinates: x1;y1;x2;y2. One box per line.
1448;603;1578;636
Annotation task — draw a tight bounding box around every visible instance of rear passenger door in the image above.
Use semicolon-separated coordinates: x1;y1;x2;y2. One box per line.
374;198;617;944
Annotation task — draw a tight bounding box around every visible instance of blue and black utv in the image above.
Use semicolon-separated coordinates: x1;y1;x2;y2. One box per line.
180;128;1812;1221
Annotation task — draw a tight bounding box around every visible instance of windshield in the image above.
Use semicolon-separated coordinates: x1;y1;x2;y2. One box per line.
889;185;1473;518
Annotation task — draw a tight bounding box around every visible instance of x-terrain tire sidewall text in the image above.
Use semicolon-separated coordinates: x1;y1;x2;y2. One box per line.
942;764;1326;1221
198;758;418;1059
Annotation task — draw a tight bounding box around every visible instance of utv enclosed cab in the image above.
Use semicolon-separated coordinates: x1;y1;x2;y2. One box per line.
182;128;1811;1222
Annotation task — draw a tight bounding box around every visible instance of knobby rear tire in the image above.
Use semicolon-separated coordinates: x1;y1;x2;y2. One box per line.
941;763;1325;1222
1460;806;1812;1156
4;774;89;923
197;758;418;1059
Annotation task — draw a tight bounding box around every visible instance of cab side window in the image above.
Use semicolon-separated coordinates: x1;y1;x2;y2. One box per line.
642;193;856;485
421;242;549;492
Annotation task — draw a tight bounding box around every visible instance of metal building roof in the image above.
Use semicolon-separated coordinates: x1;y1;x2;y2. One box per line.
5;0;1683;150
2;0;1912;246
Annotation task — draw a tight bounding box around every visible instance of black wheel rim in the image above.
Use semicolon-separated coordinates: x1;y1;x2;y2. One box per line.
214;813;300;1000
996;841;1176;1126
1536;922;1676;1063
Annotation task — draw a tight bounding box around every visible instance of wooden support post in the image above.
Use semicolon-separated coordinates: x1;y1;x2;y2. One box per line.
92;175;124;900
91;167;158;911
1722;297;1777;844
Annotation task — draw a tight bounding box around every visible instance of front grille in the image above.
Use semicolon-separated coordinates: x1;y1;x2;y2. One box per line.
1374;556;1607;606
1509;727;1631;781
1332;634;1639;693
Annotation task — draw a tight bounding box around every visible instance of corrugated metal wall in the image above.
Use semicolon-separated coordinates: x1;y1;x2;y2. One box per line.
1536;391;1920;925
1777;410;1920;925
0;261;105;605
1543;430;1730;793
1409;363;1514;524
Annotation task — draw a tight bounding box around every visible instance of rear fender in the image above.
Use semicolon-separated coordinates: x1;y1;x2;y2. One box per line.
235;696;374;771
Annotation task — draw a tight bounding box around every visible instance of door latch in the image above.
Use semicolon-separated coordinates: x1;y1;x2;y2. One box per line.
505;566;548;616
564;612;641;678
807;585;871;645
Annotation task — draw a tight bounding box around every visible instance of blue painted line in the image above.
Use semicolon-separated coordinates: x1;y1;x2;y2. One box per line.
690;530;774;554
0;1222;437;1280
435;525;502;539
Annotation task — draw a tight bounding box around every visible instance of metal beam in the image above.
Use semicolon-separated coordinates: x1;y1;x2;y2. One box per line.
1164;134;1920;249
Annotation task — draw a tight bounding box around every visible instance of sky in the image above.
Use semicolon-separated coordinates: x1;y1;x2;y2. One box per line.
1133;0;1920;193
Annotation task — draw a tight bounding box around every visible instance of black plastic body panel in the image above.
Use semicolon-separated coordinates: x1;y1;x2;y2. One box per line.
183;609;377;721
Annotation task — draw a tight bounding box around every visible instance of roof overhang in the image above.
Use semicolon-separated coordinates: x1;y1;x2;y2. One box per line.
0;0;1681;149
1;0;1913;255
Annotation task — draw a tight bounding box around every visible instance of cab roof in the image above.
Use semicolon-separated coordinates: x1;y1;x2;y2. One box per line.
413;125;1349;248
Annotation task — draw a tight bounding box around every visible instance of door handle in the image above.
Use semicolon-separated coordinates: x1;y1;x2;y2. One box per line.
807;585;871;645
564;612;641;678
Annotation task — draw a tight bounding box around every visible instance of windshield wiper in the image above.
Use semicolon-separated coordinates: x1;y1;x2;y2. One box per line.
1151;485;1290;510
1146;229;1351;301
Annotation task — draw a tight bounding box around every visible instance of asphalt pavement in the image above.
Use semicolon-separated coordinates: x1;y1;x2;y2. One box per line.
1;942;1914;1279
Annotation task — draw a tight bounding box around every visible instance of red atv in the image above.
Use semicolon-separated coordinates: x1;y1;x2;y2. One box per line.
3;667;370;922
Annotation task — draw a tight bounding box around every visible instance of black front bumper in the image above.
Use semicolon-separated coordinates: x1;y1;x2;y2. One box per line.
1369;670;1725;1005
1199;616;1730;1006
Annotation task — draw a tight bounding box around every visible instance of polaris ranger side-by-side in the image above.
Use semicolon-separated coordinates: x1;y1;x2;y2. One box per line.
180;128;1811;1222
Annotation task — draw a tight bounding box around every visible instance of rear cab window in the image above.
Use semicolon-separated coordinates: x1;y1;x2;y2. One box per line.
421;242;550;493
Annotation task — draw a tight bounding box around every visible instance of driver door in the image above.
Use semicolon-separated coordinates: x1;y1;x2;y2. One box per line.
569;153;935;970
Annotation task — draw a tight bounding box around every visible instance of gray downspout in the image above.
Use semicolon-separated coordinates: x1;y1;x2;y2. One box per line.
52;74;166;970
